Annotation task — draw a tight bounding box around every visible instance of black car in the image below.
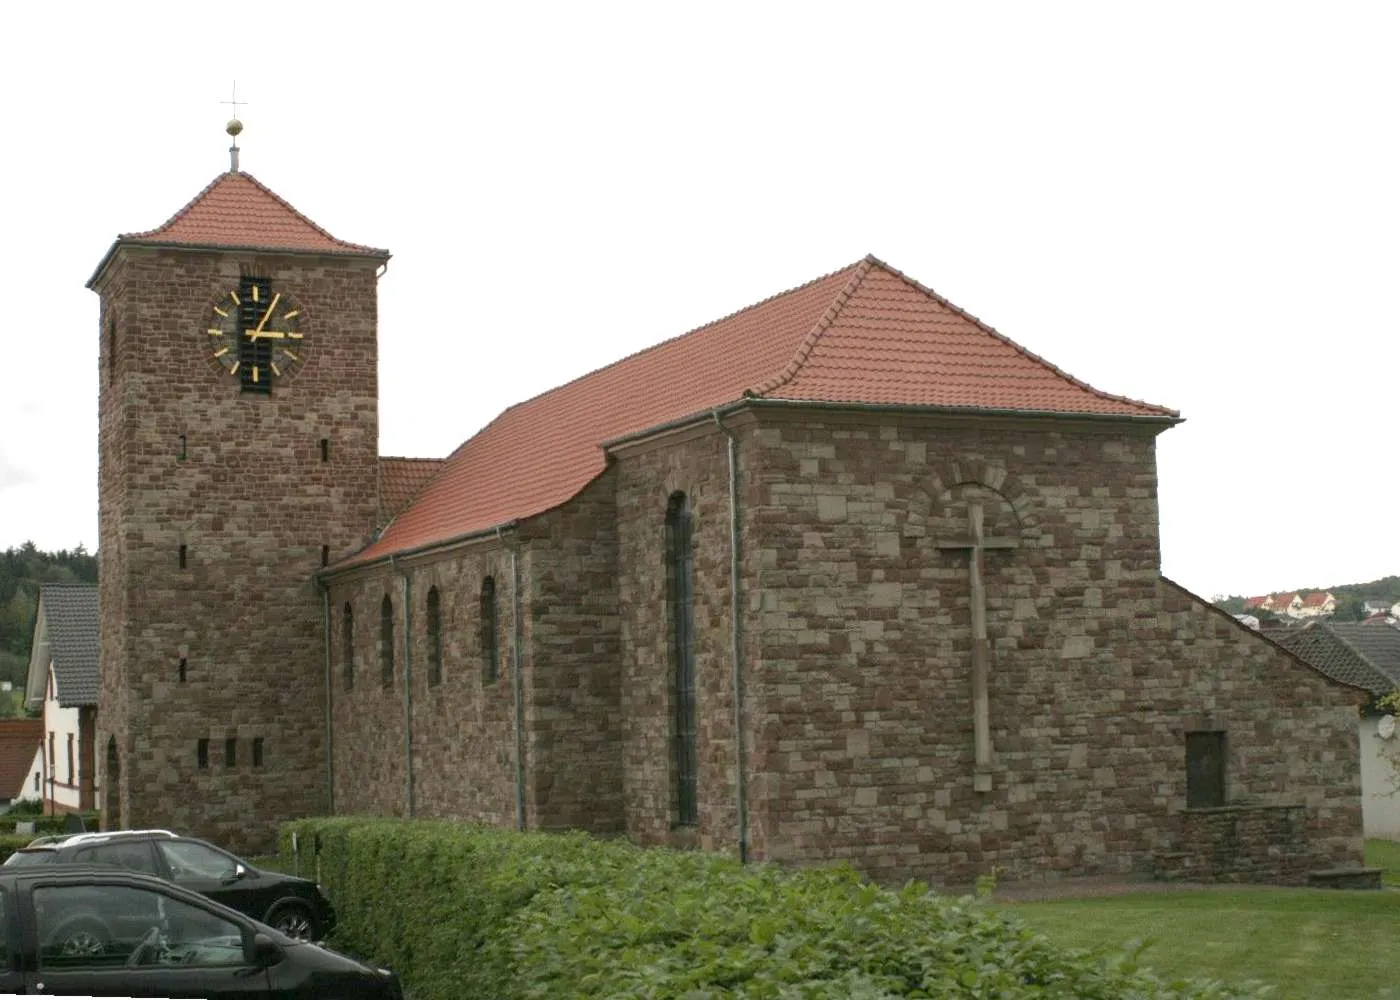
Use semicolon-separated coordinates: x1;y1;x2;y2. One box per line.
0;863;401;997
5;829;335;942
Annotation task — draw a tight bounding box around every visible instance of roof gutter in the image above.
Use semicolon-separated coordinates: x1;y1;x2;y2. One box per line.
86;239;392;291
601;397;1181;454
319;521;521;583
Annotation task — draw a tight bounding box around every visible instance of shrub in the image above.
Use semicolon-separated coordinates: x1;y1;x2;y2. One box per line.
280;818;1267;1000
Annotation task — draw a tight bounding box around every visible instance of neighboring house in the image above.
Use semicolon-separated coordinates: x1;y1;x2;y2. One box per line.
1364;600;1393;616
1273;620;1400;839
24;584;99;814
1233;614;1261;630
1266;592;1301;617
1243;596;1268;611
1295;592;1337;618
0;720;43;809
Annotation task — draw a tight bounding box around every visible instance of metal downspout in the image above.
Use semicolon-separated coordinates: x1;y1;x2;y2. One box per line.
394;556;415;818
500;527;527;830
712;410;749;863
320;584;334;814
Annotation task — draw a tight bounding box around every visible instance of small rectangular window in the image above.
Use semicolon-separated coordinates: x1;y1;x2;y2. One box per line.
224;737;237;768
321;545;330;567
252;737;264;767
197;738;209;770
66;734;74;785
179;544;188;569
178;658;187;682
320;438;330;462
178;433;188;461
1186;731;1227;808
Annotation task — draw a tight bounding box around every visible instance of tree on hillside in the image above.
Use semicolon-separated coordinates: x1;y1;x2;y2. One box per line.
0;542;98;687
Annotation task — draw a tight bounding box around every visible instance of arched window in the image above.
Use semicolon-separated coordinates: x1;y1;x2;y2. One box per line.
380;595;395;690
426;586;443;687
481;576;499;683
667;491;697;826
341;602;355;691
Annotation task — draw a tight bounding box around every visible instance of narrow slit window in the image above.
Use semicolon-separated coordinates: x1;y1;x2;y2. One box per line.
426;586;443;687
225;737;237;768
480;577;499;683
321;545;330;567
106;318;116;385
179;544;188;569
667;491;698;826
320;438;330;462
178;434;188;461
342;603;355;691
252;737;264;767
380;595;395;690
178;658;187;682
196;738;209;770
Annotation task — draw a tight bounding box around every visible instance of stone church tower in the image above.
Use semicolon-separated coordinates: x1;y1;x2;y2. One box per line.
90;130;388;850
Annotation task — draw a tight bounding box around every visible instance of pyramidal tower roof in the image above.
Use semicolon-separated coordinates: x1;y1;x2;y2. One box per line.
89;167;388;287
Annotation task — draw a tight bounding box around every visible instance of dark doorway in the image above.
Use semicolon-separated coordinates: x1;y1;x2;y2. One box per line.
1185;731;1227;808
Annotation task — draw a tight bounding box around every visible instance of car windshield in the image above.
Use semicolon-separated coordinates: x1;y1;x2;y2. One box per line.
3;849;57;867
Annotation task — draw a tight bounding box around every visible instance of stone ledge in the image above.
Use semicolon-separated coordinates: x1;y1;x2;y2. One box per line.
1307;867;1383;890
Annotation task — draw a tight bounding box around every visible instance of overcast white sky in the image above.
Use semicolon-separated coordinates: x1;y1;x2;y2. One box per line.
1;2;1394;600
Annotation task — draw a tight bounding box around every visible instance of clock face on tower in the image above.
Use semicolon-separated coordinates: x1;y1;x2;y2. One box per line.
206;276;306;393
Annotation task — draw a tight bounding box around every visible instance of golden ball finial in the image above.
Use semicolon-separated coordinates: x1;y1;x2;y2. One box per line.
226;118;244;138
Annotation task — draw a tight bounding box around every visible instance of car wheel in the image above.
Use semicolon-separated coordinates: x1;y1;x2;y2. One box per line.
267;902;316;941
54;919;110;959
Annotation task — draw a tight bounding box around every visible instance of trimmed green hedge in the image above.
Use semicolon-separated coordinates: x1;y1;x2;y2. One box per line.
280;818;1265;1000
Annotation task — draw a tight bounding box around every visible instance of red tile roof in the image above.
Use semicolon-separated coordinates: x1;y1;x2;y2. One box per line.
1243;596;1267;609
342;256;1179;569
88;171;387;287
1270;593;1299;608
1301;592;1334;608
378;457;445;525
0;719;41;801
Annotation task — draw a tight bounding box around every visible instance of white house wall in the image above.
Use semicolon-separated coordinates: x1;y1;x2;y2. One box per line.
1360;715;1400;840
42;664;93;812
16;746;42;804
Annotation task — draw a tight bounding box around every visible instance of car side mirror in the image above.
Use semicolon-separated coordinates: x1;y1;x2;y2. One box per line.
251;931;284;967
222;863;248;885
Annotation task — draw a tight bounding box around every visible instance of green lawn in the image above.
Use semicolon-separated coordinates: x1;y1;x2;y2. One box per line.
998;841;1400;1000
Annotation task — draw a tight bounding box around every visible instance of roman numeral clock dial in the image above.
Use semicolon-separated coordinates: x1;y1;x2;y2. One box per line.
206;278;307;393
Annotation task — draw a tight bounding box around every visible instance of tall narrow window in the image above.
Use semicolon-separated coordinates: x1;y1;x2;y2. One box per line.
667;492;698;826
178;658;187;683
426;586;443;687
196;739;209;770
179;545;188;569
252;737;265;767
480;577;499;683
342;603;355;691
380;595;395;689
224;737;237;768
320;438;330;462
66;734;74;785
106;317;116;385
1186;731;1227;808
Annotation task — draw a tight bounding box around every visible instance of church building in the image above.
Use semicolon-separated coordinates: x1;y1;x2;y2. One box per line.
92;131;1368;887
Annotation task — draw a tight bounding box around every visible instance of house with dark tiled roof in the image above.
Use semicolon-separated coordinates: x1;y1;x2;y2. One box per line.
24;584;99;814
90;146;1371;887
1273;619;1400;838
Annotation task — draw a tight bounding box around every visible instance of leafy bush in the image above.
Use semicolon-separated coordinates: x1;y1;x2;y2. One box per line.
0;833;35;863
280;818;1267;1000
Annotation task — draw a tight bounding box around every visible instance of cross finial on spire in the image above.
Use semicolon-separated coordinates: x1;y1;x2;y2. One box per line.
221;82;247;173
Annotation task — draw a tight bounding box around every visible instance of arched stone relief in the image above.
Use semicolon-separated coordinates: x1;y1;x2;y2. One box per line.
902;458;1040;544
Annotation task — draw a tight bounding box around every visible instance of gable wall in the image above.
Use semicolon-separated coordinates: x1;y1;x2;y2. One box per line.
744;411;1362;885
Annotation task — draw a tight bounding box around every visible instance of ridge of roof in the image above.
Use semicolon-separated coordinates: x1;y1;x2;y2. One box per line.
870;256;1179;420
748;258;876;397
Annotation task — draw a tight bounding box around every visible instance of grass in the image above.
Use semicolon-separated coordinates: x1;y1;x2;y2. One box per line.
997;841;1400;1000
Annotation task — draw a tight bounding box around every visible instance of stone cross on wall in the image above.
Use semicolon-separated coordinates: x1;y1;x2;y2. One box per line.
936;501;1017;792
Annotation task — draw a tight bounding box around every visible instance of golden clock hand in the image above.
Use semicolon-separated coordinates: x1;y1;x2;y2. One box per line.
249;293;282;340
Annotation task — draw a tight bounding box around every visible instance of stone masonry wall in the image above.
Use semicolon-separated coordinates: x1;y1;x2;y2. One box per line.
521;474;624;833
614;424;755;853
94;246;381;854
745;411;1363;886
327;541;520;826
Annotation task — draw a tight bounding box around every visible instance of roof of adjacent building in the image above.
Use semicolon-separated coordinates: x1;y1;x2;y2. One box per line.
341;256;1179;569
31;585;100;708
0;720;41;801
88;171;388;287
1301;592;1334;608
1272;620;1400;696
378;457;445;526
